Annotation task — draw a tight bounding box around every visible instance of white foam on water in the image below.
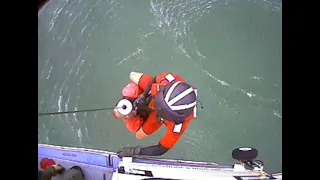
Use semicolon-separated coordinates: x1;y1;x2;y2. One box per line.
64;85;69;94
117;48;144;65
251;76;263;80
240;89;256;98
49;7;63;32
54;83;58;90
46;66;53;80
77;128;83;146
58;95;63;112
196;50;206;59
68;51;83;76
73;106;78;121
70;125;75;133
84;126;91;141
186;46;261;101
138;30;156;42
64;94;71;122
80;25;87;35
45;57;50;66
201;68;230;86
183;46;274;102
144;31;155;38
61;29;70;46
178;44;192;59
273;110;282;118
246;0;282;12
76;59;85;76
74;96;80;113
42;124;50;143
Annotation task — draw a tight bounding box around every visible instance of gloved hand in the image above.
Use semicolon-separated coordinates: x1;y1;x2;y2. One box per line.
52;164;65;174
117;147;141;157
133;94;145;107
40;164;65;180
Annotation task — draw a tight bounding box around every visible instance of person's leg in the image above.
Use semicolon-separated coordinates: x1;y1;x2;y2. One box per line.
135;112;163;139
130;72;144;85
124;116;144;133
130;72;154;90
122;83;143;99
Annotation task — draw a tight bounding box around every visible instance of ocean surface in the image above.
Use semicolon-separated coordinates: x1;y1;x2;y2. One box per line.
38;0;282;173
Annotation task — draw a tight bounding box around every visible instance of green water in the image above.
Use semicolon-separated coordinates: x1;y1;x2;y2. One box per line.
38;0;282;173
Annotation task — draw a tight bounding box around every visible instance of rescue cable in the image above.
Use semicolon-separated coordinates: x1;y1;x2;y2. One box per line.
38;100;203;116
38;107;117;116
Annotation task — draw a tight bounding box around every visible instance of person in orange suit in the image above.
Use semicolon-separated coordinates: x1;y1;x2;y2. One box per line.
113;72;198;157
